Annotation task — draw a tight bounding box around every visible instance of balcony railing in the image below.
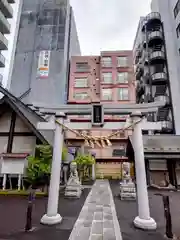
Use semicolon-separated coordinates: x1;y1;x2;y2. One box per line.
161;121;173;131
154;95;169;105
146;12;161;22
148;30;163;44
149;51;166;63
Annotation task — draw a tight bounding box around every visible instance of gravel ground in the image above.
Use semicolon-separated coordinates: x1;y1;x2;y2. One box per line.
110;180;180;240
0;189;90;240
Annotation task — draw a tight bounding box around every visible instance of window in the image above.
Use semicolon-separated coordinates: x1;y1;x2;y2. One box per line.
117;72;128;83
117;57;127;67
101;57;112;67
102;72;112;83
176;23;180;38
174;0;180;18
76;62;90;72
101;88;112;100
117;88;129;100
74;78;88;88
74;92;88;100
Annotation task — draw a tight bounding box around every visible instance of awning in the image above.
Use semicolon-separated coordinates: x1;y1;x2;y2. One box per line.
129;134;180;154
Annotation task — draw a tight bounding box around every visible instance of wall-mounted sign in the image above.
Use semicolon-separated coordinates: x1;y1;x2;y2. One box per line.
37;50;51;79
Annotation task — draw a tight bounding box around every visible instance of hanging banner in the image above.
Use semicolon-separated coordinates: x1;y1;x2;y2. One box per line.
37;50;51;79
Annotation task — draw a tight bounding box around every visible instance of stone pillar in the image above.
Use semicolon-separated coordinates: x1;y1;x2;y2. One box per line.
41;113;65;225
2;174;7;190
92;164;95;180
131;112;156;230
18;174;21;190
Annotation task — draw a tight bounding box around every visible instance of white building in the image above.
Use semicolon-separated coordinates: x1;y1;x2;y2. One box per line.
133;0;180;135
0;0;22;88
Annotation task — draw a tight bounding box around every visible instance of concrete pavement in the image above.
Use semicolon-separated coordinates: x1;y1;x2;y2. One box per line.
69;180;122;240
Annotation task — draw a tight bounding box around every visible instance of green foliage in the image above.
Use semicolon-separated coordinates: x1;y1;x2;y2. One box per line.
74;154;95;166
25;155;51;189
62;146;68;162
35;144;67;162
25;144;68;189
73;154;95;181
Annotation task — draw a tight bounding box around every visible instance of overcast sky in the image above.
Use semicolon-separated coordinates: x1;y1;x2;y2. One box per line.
1;0;152;86
70;0;151;55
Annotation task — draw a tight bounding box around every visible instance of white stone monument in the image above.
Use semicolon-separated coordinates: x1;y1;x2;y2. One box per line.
65;162;82;198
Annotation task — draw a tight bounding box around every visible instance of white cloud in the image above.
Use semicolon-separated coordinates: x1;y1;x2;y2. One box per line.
70;0;151;55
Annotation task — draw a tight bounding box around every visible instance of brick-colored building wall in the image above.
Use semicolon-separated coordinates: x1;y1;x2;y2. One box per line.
67;51;135;163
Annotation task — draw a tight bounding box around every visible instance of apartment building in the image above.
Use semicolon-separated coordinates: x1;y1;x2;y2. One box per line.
9;0;81;106
0;0;15;83
134;0;180;135
133;0;180;187
67;51;135;179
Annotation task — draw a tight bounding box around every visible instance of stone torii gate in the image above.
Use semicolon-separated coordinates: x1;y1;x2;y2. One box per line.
36;101;165;230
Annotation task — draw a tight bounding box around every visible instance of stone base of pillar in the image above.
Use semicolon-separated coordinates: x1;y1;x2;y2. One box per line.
40;213;62;225
120;180;136;201
134;216;157;230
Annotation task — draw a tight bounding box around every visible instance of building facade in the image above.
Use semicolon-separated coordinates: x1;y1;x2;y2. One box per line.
9;0;81;106
134;0;180;135
67;51;136;179
1;0;23;89
133;13;173;134
133;0;180;187
0;0;15;84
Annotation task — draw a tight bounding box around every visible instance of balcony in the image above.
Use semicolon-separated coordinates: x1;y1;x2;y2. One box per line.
149;51;166;64
154;95;169;105
0;0;13;18
0;10;10;34
156;107;169;122
0;32;8;50
0;53;5;67
154;85;167;97
142;12;161;31
148;31;163;47
151;72;167;84
161;121;173;132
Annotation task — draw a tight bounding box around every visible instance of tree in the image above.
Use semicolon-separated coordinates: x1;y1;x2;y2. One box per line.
24;145;67;190
73;154;95;181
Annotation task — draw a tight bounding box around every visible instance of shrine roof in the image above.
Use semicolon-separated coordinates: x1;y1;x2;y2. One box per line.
0;86;48;144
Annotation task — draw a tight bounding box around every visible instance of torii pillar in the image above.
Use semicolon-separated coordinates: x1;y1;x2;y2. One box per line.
130;112;157;230
39;113;65;225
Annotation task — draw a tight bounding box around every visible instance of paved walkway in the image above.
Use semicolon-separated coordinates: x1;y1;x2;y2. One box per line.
69;180;122;240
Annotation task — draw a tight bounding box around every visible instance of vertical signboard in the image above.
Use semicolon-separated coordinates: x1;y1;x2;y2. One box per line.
37;51;51;79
